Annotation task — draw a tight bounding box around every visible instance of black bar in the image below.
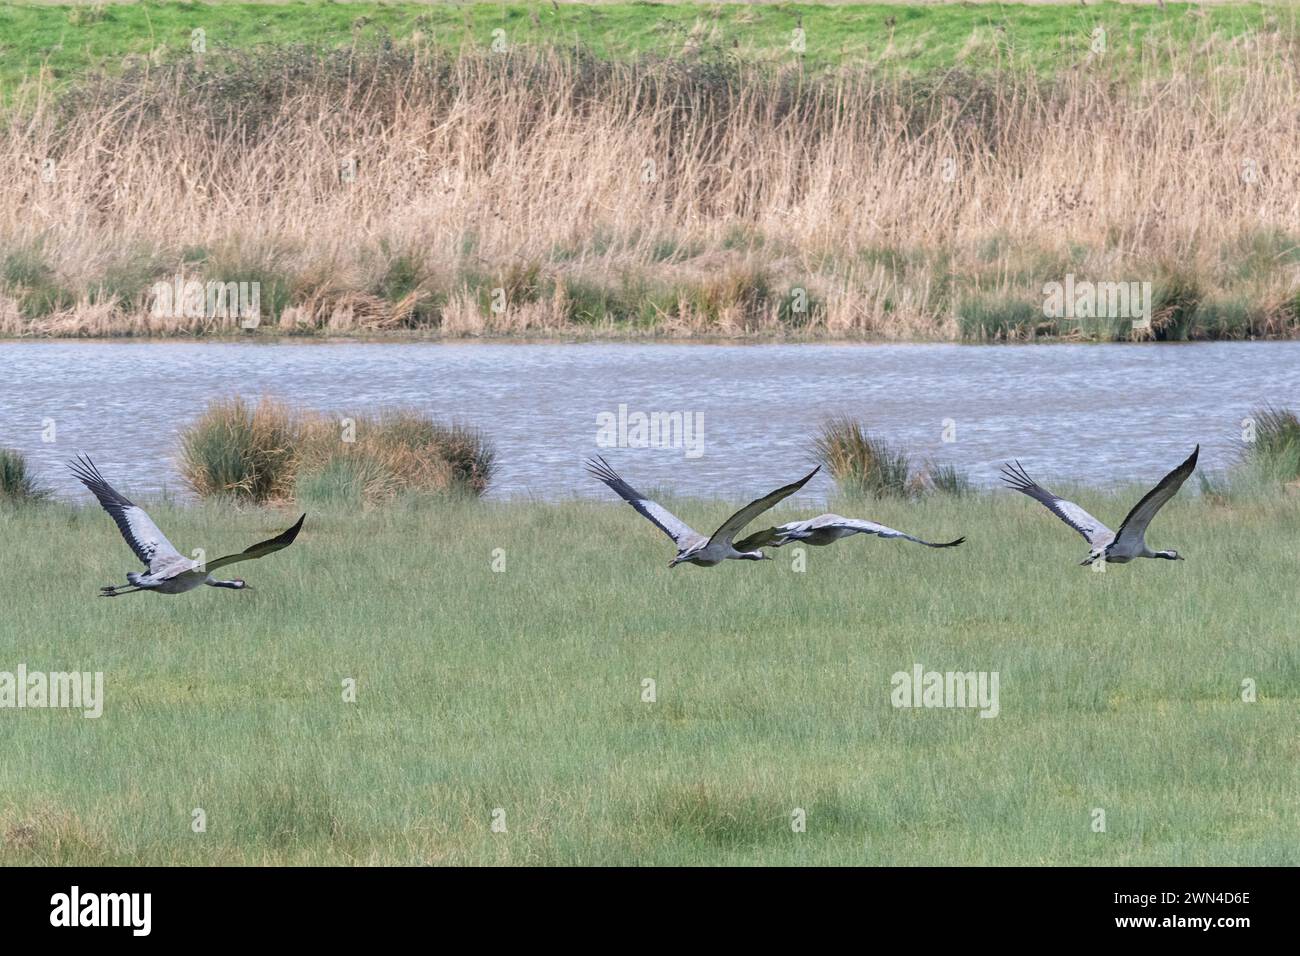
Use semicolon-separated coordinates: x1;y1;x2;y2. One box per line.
0;866;1285;942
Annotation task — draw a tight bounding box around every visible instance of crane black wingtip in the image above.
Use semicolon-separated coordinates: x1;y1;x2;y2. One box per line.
244;513;306;555
583;454;611;475
793;463;821;487
67;454;96;480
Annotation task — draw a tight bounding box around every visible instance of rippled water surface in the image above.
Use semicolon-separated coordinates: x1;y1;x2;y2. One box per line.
2;340;1296;504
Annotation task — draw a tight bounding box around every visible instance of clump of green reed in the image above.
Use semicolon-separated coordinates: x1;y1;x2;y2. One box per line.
91;244;169;311
372;251;440;327
0;447;50;502
1190;296;1261;340
2;242;75;319
814;417;913;498
1149;264;1204;341
179;396;300;502
1243;405;1300;483
683;264;775;328
200;246;294;325
957;295;1043;341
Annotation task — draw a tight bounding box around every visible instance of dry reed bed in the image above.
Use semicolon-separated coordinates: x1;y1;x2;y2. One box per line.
3;43;1300;339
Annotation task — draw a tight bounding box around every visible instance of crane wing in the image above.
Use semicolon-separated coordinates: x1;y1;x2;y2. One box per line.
814;515;965;547
707;465;820;548
584;456;704;550
731;526;782;551
736;514;963;550
205;514;307;572
1000;460;1113;547
1112;446;1198;552
68;455;187;573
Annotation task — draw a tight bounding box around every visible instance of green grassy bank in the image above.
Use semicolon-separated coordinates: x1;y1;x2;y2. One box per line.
0;1;1285;96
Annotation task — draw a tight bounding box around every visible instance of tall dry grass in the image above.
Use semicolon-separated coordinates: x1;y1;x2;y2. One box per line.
3;42;1300;339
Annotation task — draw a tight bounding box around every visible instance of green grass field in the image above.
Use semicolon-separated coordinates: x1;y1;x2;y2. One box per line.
0;1;1285;96
1;485;1296;864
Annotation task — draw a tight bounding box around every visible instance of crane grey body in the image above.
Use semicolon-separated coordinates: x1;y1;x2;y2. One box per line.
1000;446;1198;566
69;456;306;596
584;456;819;567
736;514;964;551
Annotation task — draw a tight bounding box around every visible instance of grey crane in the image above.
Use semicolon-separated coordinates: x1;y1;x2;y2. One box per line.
1000;445;1198;566
584;455;819;567
735;514;964;552
69;455;305;596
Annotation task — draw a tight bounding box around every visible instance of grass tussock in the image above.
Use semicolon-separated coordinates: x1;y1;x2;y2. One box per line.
1244;405;1300;485
814;416;970;499
3;42;1300;340
180;397;300;503
179;397;495;506
296;410;496;506
815;417;914;498
0;447;50;503
921;461;975;498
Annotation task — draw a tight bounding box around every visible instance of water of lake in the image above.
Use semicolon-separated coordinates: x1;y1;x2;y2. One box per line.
2;340;1296;504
